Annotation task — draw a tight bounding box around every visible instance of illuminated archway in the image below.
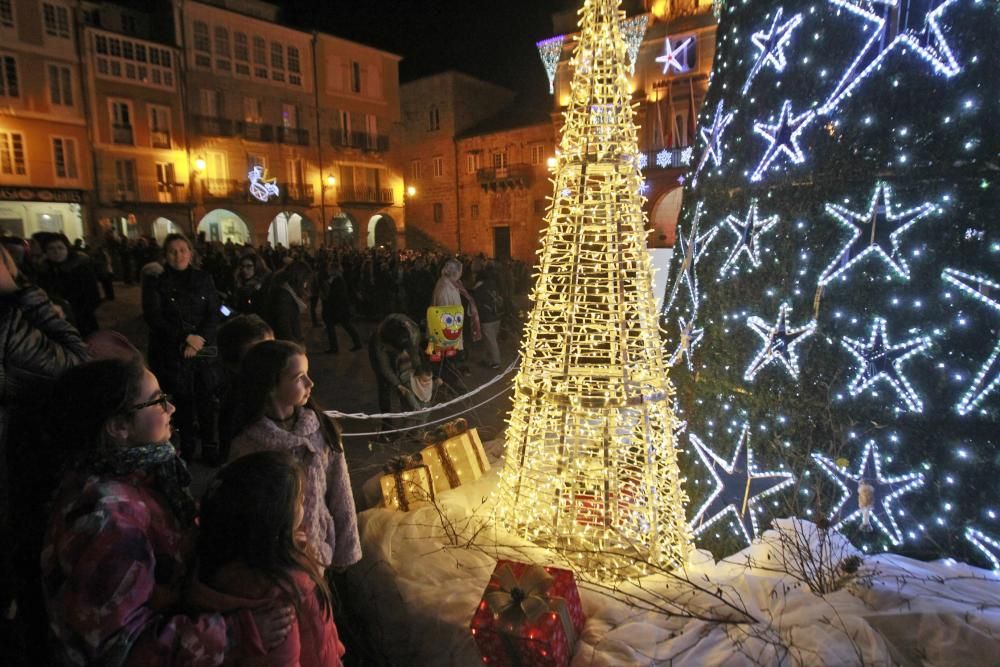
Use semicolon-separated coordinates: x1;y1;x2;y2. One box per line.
268;212;315;247
649;188;683;248
153;217;182;244
367;213;396;248
197;209;251;244
328;212;356;247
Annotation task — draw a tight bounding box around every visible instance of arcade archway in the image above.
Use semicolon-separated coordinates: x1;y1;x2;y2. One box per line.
153;217;182;244
368;213;396;248
268;212;316;248
649;188;684;248
197;210;251;245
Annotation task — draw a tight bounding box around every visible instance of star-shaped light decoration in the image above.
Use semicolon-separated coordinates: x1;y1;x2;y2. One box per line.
745;302;817;382
688;424;795;545
718;199;780;277
663;201;719;316
668;316;704;371
750;100;815;182
741;7;804;94
819;182;937;287
691;100;735;188
966;527;1000;573
841;317;932;413
942;268;1000;415
820;0;962;114
812;440;925;546
656;36;693;75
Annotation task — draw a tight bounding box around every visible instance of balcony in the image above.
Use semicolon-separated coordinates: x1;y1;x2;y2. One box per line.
112;124;134;145
282;182;314;205
108;186;137;203
278;126;310;146
476;164;533;191
639;146;694;170
193;115;235;137
330;130;389;152
202;178;243;202
150;130;171;149
237;121;274;143
337;185;394;206
156;182;185;203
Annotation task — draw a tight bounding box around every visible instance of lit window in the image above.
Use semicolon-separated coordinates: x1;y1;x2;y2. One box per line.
0;131;26;176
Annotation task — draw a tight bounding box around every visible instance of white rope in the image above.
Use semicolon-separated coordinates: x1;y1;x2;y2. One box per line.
324;357;519;421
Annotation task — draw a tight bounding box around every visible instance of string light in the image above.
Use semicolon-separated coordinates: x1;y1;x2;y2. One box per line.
941;269;1000;415
536;36;565;95
741;7;804;95
656;36;693;75
744;302;817;382
662;201;719;316
965;528;1000;573
691;100;735;188
750;100;815;182
841;317;932;413
620;15;649;75
718;199;780;277
669;316;704;371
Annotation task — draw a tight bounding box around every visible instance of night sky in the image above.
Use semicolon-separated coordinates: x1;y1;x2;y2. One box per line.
279;0;574;99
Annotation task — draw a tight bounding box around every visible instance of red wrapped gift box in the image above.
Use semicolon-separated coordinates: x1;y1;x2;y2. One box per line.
470;560;586;667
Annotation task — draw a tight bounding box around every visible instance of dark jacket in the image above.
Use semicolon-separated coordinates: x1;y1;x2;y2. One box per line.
471;275;503;324
36;254;102;336
265;285;305;344
320;271;351;323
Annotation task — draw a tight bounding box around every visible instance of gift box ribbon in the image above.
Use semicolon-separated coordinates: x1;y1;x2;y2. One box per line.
484;564;577;652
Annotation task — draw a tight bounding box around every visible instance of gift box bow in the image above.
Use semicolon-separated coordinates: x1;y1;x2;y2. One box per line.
484;564;577;646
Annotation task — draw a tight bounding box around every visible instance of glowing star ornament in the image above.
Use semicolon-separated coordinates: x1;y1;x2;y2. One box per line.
669;316;704;371
750;100;815;182
692;100;735;188
688;424;795;545
841;317;932;413
663;201;719;316
741;7;804;94
941;268;1000;415
965;527;1000;573
656;36;693;75
537;35;565;94
819;182;937;287
744;302;817;382
718;199;780;277
820;0;962;114
812;440;925;545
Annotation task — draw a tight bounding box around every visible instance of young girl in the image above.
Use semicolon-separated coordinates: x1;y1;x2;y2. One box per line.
190;451;345;666
229;340;361;571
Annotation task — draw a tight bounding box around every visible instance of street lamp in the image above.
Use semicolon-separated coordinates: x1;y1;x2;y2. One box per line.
194;158;206;173
326;175;336;187
406;185;416;197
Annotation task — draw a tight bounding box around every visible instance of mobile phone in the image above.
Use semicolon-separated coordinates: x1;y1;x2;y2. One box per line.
220;305;232;317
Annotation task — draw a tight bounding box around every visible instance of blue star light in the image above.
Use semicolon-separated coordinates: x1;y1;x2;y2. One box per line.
966;527;1000;573
663;201;719;316
820;0;962;114
842;317;932;413
692;100;735;188
745;302;817;382
656;36;693;74
818;182;937;287
942;268;1000;415
742;7;804;94
812;440;925;545
669;316;704;371
689;424;795;545
751;100;815;182
718;200;780;277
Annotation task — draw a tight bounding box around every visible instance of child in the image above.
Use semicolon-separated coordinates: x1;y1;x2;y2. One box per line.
190;451;345;666
229;340;361;571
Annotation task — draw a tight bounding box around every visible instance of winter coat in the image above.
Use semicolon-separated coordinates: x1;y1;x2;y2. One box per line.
320;272;351;323
264;284;305;344
471;276;503;324
233;274;268;315
42;469;230;667
229;410;361;570
36;253;102;335
142;264;220;390
369;314;425;387
187;565;345;667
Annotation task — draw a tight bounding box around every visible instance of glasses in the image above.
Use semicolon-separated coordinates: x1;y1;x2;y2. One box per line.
128;393;173;413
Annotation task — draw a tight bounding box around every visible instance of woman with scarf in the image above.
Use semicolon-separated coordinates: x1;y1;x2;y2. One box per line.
264;261;313;346
41;359;294;666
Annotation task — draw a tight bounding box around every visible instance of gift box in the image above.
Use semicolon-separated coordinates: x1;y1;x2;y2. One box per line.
563;480;640;527
419;426;490;492
470;560;586;667
379;456;436;511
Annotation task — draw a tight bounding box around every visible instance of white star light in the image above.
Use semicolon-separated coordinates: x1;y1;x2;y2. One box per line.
688;424;795;545
636;152;648;170
820;0;962;114
718;200;780;277
656;36;693;74
966;527;1000;573
669;316;704;371
692;100;735;188
663;201;719;316
741;7;804;94
842;317;932;413
751;100;815;182
942;268;1000;415
812;440;925;545
745;302;817;382
819;182;937;287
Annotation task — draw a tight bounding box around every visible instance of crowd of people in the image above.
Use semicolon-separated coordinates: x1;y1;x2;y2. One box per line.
0;228;530;666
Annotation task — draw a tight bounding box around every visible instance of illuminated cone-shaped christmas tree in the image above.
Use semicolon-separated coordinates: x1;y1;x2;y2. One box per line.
495;0;691;580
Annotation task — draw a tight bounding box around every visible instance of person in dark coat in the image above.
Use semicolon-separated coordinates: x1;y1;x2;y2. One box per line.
36;233;102;336
232;253;270;314
142;233;221;461
263;261;312;346
0;245;89;666
368;313;424;413
213;314;274;465
471;263;503;369
320;256;362;354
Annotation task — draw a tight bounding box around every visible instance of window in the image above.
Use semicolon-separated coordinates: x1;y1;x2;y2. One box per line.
466;152;480;175
234;32;249;75
410;159;421;181
530;144;546;165
149;105;171;147
432;156;444;178
1;0;14;29
243;96;262;123
287;46;301;86
270;42;284;82
48;64;73;106
193;21;210;67
114;159;137;199
214;26;230;71
110;100;133;145
200;89;221;117
350;61;361;93
93;33;174;90
471;204;479;220
52;137;78;179
253;36;267;78
338;110;350;143
155;163;176;197
366;114;378;148
0;131;26;176
43;4;70;39
433;203;443;223
492;151;508;169
0;54;18;98
281;103;298;129
428;106;440;131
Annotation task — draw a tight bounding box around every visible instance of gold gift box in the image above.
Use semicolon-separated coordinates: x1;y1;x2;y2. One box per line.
380;463;436;512
419;427;491;492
